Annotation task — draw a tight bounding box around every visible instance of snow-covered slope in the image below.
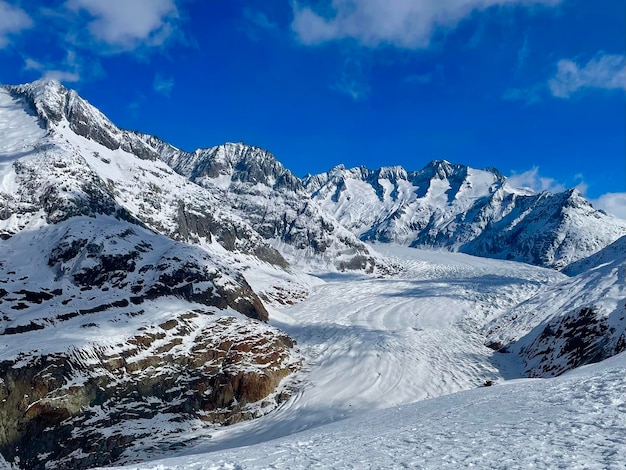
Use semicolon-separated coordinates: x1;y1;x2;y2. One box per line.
99;246;624;469
562;234;626;276
153;142;393;273
305;161;626;269
0;81;312;469
70;246;565;466
485;234;626;377
105;351;626;470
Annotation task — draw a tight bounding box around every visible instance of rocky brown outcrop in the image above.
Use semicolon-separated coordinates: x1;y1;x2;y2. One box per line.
0;310;300;470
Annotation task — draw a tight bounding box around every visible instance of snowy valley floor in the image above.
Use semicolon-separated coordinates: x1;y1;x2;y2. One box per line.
104;246;626;469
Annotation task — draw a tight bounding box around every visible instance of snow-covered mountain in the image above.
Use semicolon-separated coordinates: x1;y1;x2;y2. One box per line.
304;161;626;269
1;79;625;469
485;234;626;377
150;141;392;273
0;80;310;469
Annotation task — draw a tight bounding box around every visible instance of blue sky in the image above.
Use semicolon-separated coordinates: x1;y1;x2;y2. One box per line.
1;0;625;216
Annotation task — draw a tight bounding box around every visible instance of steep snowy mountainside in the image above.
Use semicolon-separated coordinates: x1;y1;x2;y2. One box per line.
1;82;292;270
305;161;626;269
562;234;626;276
485;235;626;377
1;215;269;324
0;81;310;469
7;80;162;161
0;216;303;470
155;141;393;273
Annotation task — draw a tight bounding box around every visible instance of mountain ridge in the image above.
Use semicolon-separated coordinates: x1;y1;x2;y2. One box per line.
304;159;626;269
9;79;623;273
0;79;311;469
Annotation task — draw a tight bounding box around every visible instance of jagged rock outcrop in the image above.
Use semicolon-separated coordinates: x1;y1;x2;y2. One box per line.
0;309;300;470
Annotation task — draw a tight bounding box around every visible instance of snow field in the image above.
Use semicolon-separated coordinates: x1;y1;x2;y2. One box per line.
110;351;626;469
102;245;576;468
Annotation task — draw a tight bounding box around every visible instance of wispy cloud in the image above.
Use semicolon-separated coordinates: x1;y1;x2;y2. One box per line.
508;166;592;198
331;51;371;101
64;0;181;53
332;75;369;101
291;0;561;49
548;53;626;98
153;73;175;97
127;94;146;119
590;193;626;220
504;52;626;104
23;50;97;83
508;166;567;194
243;7;279;42
0;0;33;48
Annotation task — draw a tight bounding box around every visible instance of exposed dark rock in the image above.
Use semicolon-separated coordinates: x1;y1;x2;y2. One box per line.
521;307;625;377
0;313;299;470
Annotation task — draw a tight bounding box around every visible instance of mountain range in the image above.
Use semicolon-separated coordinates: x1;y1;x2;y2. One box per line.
0;79;624;469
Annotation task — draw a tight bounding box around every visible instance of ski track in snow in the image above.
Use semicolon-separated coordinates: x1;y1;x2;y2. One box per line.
101;245;588;469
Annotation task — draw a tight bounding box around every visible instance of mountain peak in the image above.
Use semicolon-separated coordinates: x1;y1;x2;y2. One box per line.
418;159;465;181
7;78;70;125
376;165;408;181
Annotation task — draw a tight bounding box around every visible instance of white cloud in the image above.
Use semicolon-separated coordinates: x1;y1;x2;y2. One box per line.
23;50;85;83
153;74;175;97
590;193;626;220
507;168;626;220
23;57;44;71
65;0;179;52
0;0;33;48
291;0;561;49
507;167;567;194
548;53;626;98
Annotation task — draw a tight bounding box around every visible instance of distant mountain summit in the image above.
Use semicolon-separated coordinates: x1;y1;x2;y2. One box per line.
304;160;626;269
151;141;391;273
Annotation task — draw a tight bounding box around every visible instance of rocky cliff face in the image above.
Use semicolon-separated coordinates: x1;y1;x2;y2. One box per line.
305;161;626;269
0;307;299;470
